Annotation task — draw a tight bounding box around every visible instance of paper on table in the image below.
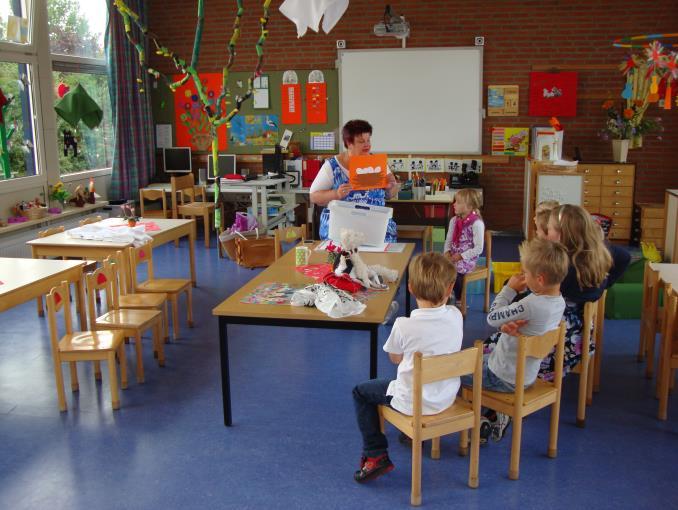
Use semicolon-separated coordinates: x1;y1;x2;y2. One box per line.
314;240;389;252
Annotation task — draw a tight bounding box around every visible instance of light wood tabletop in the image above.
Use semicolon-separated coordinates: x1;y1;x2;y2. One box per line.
27;217;197;286
212;242;415;426
650;263;678;289
0;257;88;329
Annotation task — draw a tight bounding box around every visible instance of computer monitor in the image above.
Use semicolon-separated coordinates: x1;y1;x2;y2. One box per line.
207;154;237;180
262;144;284;176
163;147;192;173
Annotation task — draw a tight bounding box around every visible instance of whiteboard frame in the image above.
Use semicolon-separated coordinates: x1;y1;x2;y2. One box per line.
337;47;483;155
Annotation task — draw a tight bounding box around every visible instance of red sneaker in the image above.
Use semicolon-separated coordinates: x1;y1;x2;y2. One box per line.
354;453;394;483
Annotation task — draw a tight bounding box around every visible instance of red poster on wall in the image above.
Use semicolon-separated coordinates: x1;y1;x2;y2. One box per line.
173;73;228;151
306;82;327;124
281;83;302;124
528;72;578;117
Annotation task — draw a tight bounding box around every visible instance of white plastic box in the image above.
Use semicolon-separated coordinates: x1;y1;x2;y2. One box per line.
328;200;393;246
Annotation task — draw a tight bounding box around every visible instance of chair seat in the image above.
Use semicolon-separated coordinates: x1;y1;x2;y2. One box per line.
96;309;162;329
119;293;167;308
482;379;556;411
381;399;474;439
178;203;215;216
465;266;489;281
137;279;190;293
59;330;124;352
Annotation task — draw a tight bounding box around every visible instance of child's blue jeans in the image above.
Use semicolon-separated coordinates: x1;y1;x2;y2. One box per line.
353;378;393;457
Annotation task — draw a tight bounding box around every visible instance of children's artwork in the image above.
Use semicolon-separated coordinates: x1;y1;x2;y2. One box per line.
229;114;279;146
488;85;519;116
491;127;530;156
425;158;443;172
528;72;578;117
253;75;269;109
409;158;425;172
445;159;462;173
240;282;302;305
174;73;228;151
306;81;327;124
387;157;407;172
281;80;302;124
309;131;335;151
349;154;388;190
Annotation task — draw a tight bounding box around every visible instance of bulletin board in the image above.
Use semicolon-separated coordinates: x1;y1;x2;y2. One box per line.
151;69;340;155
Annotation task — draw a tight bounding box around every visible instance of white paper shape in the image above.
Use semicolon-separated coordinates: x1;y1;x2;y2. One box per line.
279;0;349;38
155;124;172;149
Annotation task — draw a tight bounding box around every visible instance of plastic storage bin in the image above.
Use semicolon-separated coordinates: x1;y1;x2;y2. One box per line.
491;262;522;293
328;200;393;246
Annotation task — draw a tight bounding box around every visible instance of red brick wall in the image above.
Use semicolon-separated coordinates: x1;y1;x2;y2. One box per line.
147;0;678;230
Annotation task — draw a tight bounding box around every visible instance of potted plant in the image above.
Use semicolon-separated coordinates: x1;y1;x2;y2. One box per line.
600;100;662;161
120;204;139;227
49;181;70;210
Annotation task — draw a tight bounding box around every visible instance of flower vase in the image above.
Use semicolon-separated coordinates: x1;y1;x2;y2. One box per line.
612;139;629;163
630;134;643;149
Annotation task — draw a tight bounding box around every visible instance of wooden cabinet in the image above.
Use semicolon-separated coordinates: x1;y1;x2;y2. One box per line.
634;202;665;250
664;190;678;263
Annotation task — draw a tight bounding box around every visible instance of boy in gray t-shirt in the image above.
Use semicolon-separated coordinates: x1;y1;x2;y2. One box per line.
462;238;569;443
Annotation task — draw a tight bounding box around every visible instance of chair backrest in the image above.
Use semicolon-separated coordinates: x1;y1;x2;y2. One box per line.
139;188;168;218
110;250;132;295
38;225;65;238
411;342;483;427
46;280;74;356
274;225;307;259
484;229;492;266
86;257;119;329
179;185;207;205
128;242;155;289
79;215;102;227
170;174;195;218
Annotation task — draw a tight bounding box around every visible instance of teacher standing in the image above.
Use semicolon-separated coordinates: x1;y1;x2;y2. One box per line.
310;119;399;242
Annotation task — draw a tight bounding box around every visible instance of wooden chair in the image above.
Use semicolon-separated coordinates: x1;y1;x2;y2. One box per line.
128;242;193;339
658;284;677;420
459;229;492;316
463;322;566;480
86;258;164;384
79;215;102;226
592;290;607;393
35;226;67;317
639;263;662;378
397;225;433;252
139;188;171;219
111;250;169;341
274;224;307;260
379;342;483;506
571;300;598;427
171;173;216;248
46;280;127;411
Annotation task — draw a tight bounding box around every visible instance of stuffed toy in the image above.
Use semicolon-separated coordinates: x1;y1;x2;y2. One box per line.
334;228;398;290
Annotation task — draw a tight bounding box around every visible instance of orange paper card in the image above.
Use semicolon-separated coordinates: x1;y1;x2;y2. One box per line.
349;154;389;191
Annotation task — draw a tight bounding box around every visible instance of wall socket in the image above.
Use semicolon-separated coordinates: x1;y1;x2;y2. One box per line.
336;40;346;49
474;36;485;46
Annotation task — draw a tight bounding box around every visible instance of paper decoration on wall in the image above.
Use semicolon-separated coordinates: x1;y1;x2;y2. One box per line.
7;15;28;43
491;127;529;156
349;154;388;191
310;131;335;151
279;0;349;38
387;157;406;172
306;70;327;124
229;114;279;146
54;83;103;129
253;75;269;109
425;158;443;172
281;70;301;124
528;72;578;117
282;70;299;84
488;85;519;116
173;73;227;152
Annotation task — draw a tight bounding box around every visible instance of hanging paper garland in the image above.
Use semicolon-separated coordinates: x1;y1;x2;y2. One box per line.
306;70;326;124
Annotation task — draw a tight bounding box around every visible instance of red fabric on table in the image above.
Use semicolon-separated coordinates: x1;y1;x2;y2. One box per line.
295;263;333;281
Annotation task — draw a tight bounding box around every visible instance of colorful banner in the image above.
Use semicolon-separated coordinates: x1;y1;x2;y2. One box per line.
173;73;228;151
349;154;389;190
306;82;327;123
281;83;302;124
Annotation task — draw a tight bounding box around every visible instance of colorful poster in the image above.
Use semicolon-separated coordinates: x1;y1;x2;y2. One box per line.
306;82;327;123
528;72;578;117
281;83;302;124
491;127;530;156
173;73;228;151
349;154;388;190
229;114;279;146
488;85;519;116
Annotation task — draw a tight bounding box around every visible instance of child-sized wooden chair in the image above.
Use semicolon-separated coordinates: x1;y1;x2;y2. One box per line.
274;224;307;260
459;229;492;317
79;215;103;226
463;322;566;480
171;174;215;248
639;263;662;378
592;290;607;393
139;188;171;218
35;225;67;317
396;225;433;252
571;300;598;427
379;342;483;506
657;284;677;420
46;280;127;411
86;259;164;384
128;242;193;339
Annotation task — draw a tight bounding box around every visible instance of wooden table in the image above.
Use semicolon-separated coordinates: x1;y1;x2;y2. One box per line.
650;263;678;289
212;242;415;426
387;199;454;235
26;217;197;287
0;258;88;329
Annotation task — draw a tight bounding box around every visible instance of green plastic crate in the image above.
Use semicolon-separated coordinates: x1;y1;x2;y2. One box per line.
605;282;642;319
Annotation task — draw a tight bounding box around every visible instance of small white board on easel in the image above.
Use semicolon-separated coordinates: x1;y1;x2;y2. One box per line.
536;174;583;206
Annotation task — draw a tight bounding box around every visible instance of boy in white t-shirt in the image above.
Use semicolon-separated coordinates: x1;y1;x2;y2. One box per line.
352;252;463;483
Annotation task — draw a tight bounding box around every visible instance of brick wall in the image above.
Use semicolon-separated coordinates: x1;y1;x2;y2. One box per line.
146;0;678;230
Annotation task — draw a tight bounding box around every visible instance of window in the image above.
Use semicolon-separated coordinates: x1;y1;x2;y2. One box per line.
0;1;32;45
48;0;105;59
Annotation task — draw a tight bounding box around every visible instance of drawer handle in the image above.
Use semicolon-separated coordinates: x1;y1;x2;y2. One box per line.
614;201;620;205
584;200;589;205
615;179;622;184
584;190;589;194
613;212;620;216
615;191;621;195
585;169;590;174
616;169;622;174
584;179;590;184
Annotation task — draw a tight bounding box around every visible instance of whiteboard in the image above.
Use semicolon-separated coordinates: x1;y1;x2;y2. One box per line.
338;47;483;154
537;174;583;206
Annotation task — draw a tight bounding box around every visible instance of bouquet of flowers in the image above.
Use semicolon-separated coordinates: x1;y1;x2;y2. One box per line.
49;181;69;204
600;99;663;141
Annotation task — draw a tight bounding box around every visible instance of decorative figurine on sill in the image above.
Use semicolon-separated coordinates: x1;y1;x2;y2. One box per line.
69;185;86;207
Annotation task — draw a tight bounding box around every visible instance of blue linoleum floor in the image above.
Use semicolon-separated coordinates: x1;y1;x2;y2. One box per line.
1;235;676;509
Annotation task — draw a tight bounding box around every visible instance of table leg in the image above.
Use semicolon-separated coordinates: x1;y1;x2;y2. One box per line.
219;317;232;426
405;265;411;315
75;276;87;331
188;223;197;287
370;326;378;379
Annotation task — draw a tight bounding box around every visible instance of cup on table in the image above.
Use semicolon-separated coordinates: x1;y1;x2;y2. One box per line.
295;245;311;266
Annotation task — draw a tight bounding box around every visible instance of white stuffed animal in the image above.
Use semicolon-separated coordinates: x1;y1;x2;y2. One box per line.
334;229;399;290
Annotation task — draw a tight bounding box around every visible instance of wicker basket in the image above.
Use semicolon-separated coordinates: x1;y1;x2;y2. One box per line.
20;207;48;220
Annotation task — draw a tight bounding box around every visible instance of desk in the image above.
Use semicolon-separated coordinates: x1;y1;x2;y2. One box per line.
27;218;197;287
212;242;415;426
0;258;88;330
650;263;678;289
387;199;454;235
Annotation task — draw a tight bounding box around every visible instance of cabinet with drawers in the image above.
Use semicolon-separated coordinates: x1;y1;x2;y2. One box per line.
633;202;665;250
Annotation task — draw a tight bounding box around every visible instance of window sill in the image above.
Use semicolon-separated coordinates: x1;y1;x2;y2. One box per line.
61;167;112;182
0;174;45;193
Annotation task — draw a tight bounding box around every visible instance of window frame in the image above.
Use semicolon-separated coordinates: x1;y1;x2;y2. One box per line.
0;0;36;53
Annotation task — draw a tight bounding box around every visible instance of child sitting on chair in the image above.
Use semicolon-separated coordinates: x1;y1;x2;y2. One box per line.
443;188;485;303
534;200;559;239
462;238;569;443
352;252;463;483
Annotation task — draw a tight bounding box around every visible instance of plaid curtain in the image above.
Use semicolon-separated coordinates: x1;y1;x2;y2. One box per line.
105;0;155;200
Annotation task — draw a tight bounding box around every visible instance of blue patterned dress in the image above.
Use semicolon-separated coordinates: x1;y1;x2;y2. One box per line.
318;157;398;242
